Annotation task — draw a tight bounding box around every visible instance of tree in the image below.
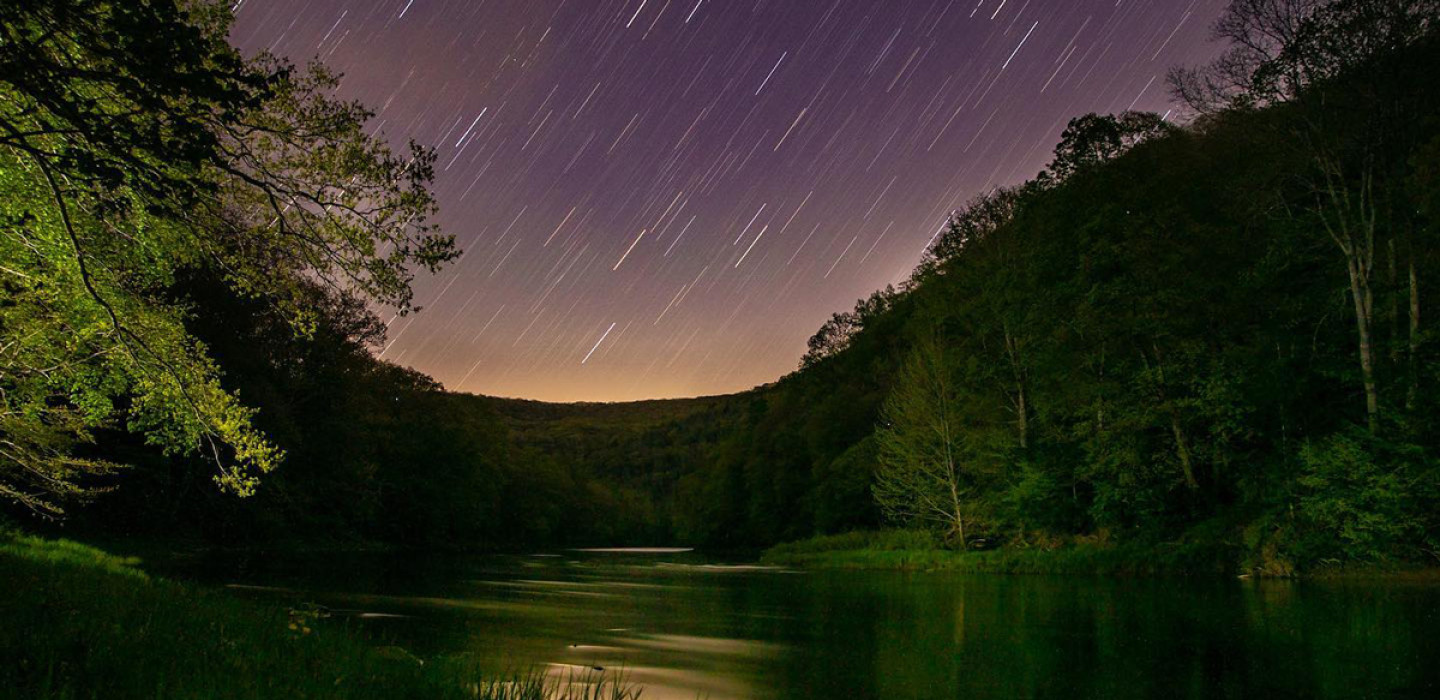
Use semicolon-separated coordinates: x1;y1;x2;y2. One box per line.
1168;0;1326;113
873;334;992;548
1172;0;1440;433
0;1;456;514
1170;0;1439;113
800;286;896;368
801;311;861;369
1046;112;1175;182
914;188;1023;280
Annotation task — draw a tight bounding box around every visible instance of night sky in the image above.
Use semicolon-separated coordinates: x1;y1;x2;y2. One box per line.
230;0;1227;402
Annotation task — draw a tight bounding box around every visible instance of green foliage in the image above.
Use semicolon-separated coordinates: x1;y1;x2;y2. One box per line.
873;334;999;545
0;0;454;514
1294;430;1439;562
809;436;881;533
1001;457;1081;535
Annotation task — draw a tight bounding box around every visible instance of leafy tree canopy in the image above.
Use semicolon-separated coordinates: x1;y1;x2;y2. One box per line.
0;0;456;514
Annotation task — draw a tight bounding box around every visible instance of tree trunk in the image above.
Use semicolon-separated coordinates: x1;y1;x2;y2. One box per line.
1171;415;1199;491
1318;159;1380;434
940;370;967;551
947;452;967;551
1346;255;1380;434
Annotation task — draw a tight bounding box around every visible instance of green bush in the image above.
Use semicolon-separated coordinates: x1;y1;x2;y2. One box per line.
1294;429;1438;564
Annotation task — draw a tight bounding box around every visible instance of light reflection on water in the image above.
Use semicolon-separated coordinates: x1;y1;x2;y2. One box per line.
178;549;1440;699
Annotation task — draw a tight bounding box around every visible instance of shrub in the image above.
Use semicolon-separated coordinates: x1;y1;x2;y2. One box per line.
1294;429;1437;563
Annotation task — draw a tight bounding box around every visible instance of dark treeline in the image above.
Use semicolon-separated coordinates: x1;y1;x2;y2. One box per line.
61;277;705;549
8;1;1440;572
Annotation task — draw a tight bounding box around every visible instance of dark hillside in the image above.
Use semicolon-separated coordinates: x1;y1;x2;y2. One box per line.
17;2;1440;574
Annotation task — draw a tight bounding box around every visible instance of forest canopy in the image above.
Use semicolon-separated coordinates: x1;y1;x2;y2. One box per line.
669;0;1440;569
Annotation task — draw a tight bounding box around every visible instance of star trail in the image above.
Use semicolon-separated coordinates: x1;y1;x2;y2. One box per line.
230;0;1227;402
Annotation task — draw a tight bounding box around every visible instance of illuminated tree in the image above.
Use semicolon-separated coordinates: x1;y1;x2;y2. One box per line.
873;334;993;548
0;1;456;513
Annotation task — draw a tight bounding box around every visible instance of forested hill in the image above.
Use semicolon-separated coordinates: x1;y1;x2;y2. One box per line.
481;394;741;436
468;10;1440;568
11;1;1440;573
691;20;1440;565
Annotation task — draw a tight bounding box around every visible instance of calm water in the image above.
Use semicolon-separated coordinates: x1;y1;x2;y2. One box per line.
166;549;1440;699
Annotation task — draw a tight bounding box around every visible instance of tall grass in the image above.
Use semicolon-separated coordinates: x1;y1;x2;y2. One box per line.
0;533;644;700
473;668;644;700
761;529;941;558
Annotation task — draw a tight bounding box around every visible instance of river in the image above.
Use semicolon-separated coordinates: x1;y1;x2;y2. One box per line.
169;548;1440;699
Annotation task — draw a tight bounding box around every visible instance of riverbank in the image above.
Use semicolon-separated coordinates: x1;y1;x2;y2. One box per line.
0;533;638;700
759;530;1440;578
760;531;1238;576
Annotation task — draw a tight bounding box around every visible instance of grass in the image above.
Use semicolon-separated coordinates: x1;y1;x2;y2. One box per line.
0;532;642;700
761;529;1240;576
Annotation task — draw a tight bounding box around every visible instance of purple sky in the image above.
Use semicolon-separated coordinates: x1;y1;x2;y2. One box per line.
230;0;1227;402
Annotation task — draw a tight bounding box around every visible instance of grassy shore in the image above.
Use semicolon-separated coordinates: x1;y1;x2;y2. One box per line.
0;533;638;700
761;530;1440;579
759;530;1244;576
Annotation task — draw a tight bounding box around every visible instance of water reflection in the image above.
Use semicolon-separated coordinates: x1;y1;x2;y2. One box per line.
170;550;1440;699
